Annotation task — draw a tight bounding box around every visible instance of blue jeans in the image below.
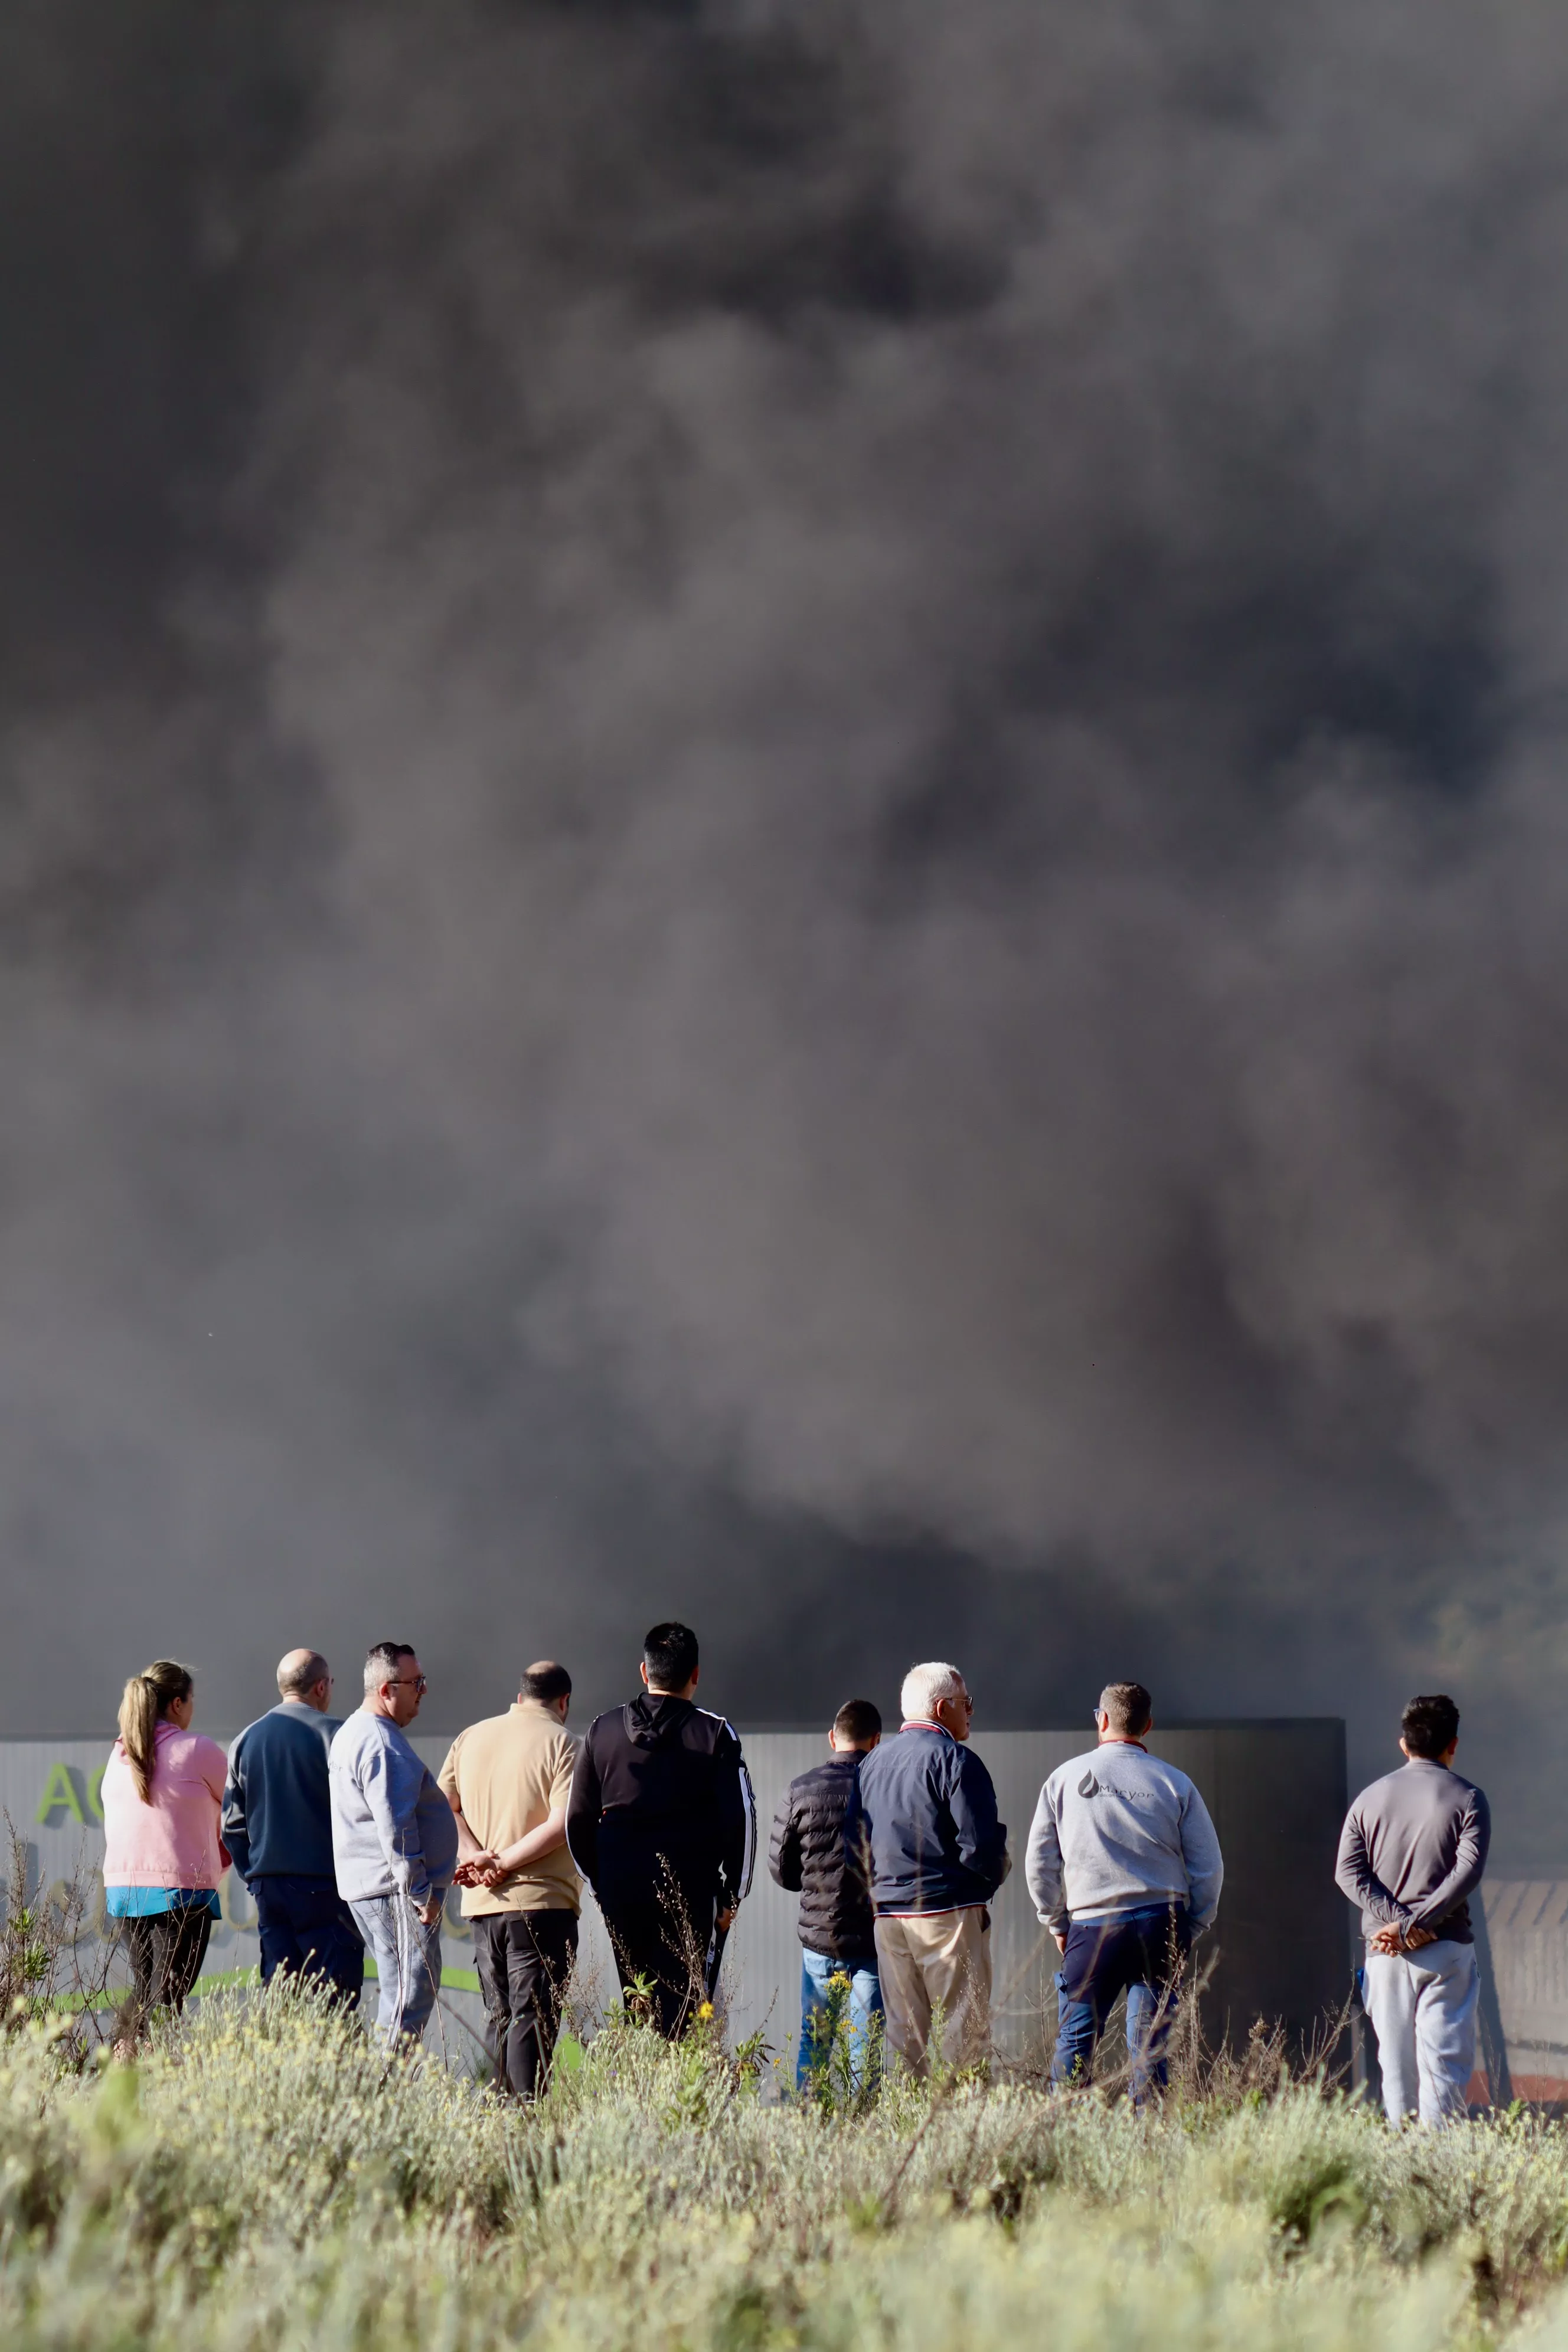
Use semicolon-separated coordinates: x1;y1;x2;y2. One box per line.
348;1893;442;2047
798;1948;883;2090
253;1875;364;2006
1051;1903;1192;2104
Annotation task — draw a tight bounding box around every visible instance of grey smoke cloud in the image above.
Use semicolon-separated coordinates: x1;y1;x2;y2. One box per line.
5;1;1568;1853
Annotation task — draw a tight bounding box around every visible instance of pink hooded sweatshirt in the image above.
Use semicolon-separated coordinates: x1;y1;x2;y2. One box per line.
102;1721;228;1888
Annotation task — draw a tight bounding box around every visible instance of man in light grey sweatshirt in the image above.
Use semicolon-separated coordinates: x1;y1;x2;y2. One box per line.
1335;1693;1489;2126
330;1640;458;2048
1026;1681;1223;2101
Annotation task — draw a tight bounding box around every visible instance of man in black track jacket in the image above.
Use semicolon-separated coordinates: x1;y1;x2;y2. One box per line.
566;1622;756;2036
769;1698;883;2090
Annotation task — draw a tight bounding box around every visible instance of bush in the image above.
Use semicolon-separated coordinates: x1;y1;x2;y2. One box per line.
4;1982;1568;2352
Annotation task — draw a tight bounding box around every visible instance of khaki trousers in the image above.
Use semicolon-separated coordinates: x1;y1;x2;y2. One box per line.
874;1907;992;2075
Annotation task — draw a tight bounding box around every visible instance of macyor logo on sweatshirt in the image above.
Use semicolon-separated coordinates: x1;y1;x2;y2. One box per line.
1075;1770;1158;1805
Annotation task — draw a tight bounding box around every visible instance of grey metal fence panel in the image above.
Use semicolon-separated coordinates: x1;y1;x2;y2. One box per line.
717;1733;821;2063
1140;1721;1351;2058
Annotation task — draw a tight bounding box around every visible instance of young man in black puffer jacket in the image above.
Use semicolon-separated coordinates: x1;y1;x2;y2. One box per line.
769;1699;883;2090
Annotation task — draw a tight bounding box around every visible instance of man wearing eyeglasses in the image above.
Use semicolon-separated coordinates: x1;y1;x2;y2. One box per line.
329;1641;458;2047
223;1648;363;2005
845;1662;1008;2076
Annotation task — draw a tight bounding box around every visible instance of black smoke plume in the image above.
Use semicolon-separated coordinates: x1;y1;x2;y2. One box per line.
4;1;1567;1858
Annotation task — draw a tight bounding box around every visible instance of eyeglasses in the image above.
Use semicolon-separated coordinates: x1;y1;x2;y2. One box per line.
390;1675;428;1694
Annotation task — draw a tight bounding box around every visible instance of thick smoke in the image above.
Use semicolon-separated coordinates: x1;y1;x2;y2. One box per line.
4;1;1568;1855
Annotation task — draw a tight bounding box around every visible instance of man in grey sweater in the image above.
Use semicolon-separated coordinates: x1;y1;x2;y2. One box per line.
1026;1681;1223;2101
1335;1693;1489;2126
329;1641;458;2048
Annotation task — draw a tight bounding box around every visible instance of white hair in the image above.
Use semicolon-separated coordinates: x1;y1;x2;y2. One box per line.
900;1661;966;1724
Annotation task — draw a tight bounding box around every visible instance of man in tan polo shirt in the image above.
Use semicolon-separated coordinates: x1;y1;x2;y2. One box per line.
439;1660;580;2098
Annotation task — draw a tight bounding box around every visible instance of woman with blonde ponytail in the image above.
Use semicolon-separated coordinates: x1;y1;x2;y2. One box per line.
102;1660;228;2037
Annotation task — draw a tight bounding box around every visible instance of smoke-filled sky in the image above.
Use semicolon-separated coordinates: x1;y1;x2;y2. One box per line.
6;0;1568;1861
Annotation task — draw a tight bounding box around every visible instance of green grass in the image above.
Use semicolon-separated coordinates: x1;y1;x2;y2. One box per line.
5;1990;1568;2352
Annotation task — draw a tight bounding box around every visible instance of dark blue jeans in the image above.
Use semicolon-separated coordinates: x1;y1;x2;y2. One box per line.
253;1874;365;2006
1051;1903;1193;2103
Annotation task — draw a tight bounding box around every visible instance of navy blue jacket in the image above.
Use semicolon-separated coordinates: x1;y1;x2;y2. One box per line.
847;1725;1008;1916
223;1701;341;1880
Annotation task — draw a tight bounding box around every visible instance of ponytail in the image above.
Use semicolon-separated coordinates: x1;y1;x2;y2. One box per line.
117;1659;194;1804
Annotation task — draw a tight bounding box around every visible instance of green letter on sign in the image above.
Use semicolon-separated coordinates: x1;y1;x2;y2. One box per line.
35;1763;90;1827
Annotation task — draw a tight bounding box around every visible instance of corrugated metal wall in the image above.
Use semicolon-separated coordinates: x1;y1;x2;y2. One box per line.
0;1721;1350;2076
1476;1883;1568;2098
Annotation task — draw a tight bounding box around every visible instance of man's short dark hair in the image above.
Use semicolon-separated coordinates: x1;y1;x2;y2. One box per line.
1099;1681;1153;1737
1402;1693;1459;1759
521;1660;572;1705
364;1640;415;1695
643;1621;699;1690
834;1698;882;1746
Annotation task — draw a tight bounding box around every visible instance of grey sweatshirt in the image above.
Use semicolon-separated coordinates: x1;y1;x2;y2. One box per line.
328;1711;458;1907
1025;1744;1224;1936
1334;1758;1489;1945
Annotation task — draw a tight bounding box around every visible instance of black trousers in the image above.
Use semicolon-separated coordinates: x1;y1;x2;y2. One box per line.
602;1892;716;2040
252;1874;365;2007
119;1905;213;2027
472;1909;579;2098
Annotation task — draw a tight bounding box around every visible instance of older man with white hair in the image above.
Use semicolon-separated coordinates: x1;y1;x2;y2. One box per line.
846;1662;1008;2075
